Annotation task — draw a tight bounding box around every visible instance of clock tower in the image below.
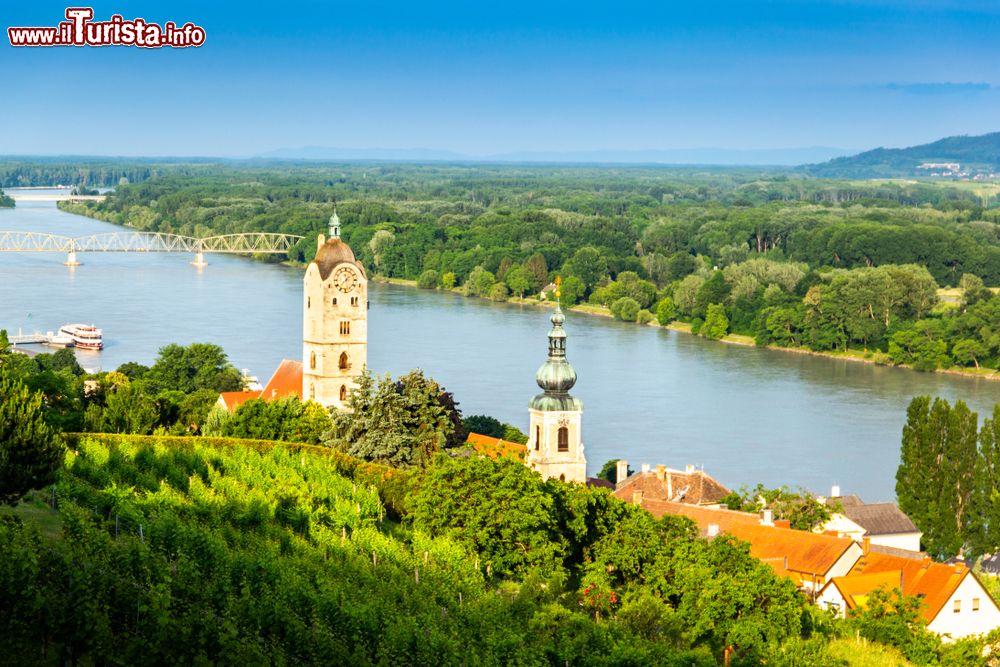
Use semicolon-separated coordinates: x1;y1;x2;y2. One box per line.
302;209;368;410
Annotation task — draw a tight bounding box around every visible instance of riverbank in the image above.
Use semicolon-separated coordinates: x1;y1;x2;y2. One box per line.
373;275;1000;382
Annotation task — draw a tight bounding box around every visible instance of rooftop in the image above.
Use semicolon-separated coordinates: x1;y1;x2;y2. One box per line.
260;359;304;401
614;466;731;506
845;551;972;623
466;432;527;461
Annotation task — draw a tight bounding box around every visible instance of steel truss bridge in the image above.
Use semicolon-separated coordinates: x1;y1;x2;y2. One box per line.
0;231;304;266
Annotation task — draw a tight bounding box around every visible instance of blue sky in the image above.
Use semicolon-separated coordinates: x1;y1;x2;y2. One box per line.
2;1;999;157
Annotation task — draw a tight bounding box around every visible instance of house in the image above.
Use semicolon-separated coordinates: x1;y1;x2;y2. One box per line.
817;549;1000;640
628;495;863;593
819;488;922;552
613;462;731;507
216;359;304;412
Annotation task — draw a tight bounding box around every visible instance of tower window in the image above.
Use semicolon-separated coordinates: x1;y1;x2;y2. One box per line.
351;296;359;306
339;321;351;335
557;427;569;452
559;474;566;482
535;426;540;451
340;385;348;402
332;297;337;306
309;351;316;370
309;383;315;400
339;352;349;370
307;296;311;308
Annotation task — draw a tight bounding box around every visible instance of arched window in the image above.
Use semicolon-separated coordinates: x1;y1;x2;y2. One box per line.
535;426;540;451
557;427;569;452
340;385;347;402
351;296;359;306
309;351;316;370
559;474;566;482
339;352;349;370
332;297;337;305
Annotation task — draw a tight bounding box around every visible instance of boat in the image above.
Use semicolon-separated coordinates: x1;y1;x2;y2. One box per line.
44;331;75;348
59;324;103;350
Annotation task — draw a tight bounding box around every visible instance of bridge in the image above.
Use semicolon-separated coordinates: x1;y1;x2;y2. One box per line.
0;231;304;266
10;194;106;202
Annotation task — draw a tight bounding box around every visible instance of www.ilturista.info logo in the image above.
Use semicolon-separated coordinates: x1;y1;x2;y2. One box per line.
8;8;205;48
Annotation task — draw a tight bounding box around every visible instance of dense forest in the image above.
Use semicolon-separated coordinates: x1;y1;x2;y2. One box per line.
48;161;1000;373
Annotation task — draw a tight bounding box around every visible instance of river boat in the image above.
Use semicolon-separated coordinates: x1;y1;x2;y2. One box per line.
44;331;75;348
59;324;103;350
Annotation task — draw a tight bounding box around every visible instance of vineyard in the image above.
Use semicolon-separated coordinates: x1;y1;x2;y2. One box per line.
0;435;688;666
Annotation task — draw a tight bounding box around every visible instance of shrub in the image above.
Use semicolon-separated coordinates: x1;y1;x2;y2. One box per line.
488;282;509;302
636;309;655;325
610;297;641;322
440;271;457;289
701;304;729;340
417;269;439;289
655;297;676;326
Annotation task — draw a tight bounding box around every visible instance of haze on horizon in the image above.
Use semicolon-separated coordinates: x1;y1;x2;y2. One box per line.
2;0;999;160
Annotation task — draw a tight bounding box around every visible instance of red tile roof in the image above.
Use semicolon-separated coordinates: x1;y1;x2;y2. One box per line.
633;499;859;584
218;391;260;411
826;571;903;611
260;359;303;401
846;551;971;623
614;468;731;506
466;432;527;461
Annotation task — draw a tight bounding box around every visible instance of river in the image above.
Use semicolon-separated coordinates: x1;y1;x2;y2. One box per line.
3;190;999;501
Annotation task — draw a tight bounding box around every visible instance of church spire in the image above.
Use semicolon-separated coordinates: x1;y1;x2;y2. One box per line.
535;277;577;395
329;206;341;239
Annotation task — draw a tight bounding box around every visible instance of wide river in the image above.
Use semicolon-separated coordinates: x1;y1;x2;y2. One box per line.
3;191;1000;500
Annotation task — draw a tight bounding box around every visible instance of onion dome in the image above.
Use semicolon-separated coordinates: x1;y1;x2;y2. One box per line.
530;303;583;412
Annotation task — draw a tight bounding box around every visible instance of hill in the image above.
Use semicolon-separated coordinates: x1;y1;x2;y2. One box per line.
805;132;1000;178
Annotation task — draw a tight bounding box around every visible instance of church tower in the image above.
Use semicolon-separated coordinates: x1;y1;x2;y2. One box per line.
302;209;368;409
526;294;587;483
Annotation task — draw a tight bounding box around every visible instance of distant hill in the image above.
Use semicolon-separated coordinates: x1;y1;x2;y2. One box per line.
804;132;1000;178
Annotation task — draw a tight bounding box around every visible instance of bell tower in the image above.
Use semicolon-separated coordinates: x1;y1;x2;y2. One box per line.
526;282;586;483
302;209;368;409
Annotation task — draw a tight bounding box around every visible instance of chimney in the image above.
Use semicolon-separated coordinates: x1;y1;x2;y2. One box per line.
655;464;666;482
632;490;644;504
760;509;774;526
317;233;326;250
831;485;841;498
641;463;650;474
707;523;720;537
862;536;870;555
615;460;629;485
685;464;695;474
666;473;673;500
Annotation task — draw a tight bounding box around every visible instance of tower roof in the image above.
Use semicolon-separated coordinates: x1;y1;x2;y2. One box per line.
530;302;582;411
313;238;358;280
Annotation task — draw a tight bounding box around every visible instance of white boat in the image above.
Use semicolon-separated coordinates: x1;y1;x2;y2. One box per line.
44;331;75;348
59;324;103;350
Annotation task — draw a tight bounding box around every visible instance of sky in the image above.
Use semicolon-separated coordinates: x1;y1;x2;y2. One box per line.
2;0;1000;158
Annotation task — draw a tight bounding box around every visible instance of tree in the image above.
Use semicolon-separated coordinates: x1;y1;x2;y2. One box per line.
610;297;641;322
488;282;509;302
464;266;495;297
142;343;242;394
440;271;457;289
655;297;676;326
505;265;532;298
562;246;608;292
559;275;586;307
101;385;158;434
410;454;567;579
323;369;461;467
416;269;439;289
951;339;987;369
701;304;729;340
0;369;64;505
463;414;504;439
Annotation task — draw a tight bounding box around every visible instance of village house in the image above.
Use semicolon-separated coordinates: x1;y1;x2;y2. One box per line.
613;461;731;507
817;548;1000;640
818;487;922;552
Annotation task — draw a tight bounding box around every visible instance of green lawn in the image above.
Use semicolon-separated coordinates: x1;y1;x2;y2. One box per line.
0;489;63;542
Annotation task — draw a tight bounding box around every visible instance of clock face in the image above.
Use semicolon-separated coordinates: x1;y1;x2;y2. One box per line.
333;266;358;293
